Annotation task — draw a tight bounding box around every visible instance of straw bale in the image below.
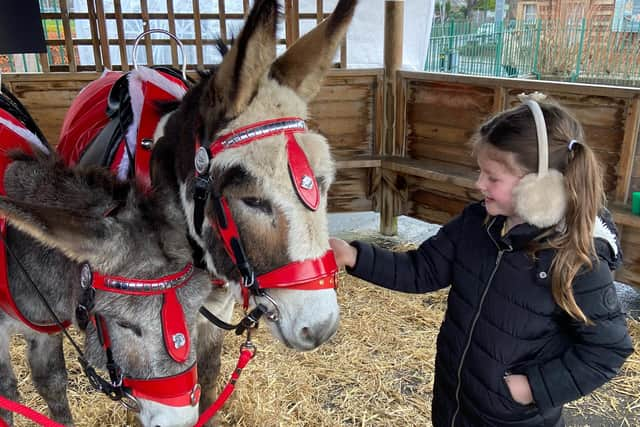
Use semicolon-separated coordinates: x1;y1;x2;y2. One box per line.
8;272;640;427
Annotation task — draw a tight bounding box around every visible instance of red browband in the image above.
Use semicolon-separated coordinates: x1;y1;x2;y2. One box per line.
123;364;200;407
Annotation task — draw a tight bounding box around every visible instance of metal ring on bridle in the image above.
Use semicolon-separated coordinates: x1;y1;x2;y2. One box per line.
258;292;280;321
120;390;141;413
132;29;188;81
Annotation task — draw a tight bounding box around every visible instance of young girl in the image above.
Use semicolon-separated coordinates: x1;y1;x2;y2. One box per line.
330;94;633;427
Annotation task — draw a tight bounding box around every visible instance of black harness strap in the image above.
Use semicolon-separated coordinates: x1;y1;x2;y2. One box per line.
0;84;50;147
199;304;267;336
77;74;133;170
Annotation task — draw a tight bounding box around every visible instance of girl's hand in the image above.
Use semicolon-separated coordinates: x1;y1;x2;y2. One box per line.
329;237;357;269
504;374;534;405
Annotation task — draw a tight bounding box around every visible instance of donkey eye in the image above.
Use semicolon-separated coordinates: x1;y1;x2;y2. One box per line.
116;321;142;337
242;197;272;214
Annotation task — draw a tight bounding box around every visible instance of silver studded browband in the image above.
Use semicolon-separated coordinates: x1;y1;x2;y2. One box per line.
102;264;194;292
219;119;306;147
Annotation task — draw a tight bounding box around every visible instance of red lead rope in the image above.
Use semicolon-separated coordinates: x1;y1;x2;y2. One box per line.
0;346;254;427
0;395;66;427
194;345;256;427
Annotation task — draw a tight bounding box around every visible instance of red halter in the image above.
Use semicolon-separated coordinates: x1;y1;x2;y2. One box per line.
194;117;338;309
78;263;200;409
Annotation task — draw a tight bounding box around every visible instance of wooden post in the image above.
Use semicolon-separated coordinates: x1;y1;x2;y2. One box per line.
285;0;300;47
380;0;404;235
615;96;640;204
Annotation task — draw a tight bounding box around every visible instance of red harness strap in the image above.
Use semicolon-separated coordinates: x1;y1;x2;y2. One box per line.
0;395;65;427
123;364;201;408
0;110;71;334
194;345;255;427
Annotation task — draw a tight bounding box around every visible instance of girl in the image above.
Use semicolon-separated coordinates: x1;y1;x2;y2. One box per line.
330;94;633;426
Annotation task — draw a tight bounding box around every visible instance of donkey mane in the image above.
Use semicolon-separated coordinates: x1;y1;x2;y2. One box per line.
7;151;185;248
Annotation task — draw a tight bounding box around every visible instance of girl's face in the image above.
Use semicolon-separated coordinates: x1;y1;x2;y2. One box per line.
475;145;525;218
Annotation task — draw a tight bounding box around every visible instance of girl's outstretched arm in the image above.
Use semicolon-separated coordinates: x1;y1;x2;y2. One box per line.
333;208;467;294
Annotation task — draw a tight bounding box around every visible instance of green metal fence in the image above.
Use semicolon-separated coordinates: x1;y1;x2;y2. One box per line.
426;19;640;87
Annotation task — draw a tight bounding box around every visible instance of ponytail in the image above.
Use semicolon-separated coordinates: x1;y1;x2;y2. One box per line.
547;141;605;324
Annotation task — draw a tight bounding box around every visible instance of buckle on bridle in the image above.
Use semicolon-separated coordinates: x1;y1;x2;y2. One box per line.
194;174;210;201
78;357;125;401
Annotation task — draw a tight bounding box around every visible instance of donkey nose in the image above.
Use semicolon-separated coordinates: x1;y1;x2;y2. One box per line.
299;319;338;348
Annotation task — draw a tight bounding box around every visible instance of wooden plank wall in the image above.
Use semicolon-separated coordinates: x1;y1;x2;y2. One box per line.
2;69;382;214
395;71;640;286
4;70;640;286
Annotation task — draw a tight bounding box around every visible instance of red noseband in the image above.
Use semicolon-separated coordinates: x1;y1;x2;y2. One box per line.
257;250;338;290
123;363;200;407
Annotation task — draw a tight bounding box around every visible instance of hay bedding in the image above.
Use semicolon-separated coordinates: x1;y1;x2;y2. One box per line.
8;264;640;427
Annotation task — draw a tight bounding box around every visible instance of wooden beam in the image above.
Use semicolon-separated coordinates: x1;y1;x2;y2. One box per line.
398;71;640;99
86;0;104;71
140;0;153;65
218;0;227;44
114;0;128;70
615;96;640;203
380;0;404;236
335;157;383;169
167;0;179;68
59;0;76;72
383;157;478;189
493;86;506;113
192;0;203;66
95;0;111;69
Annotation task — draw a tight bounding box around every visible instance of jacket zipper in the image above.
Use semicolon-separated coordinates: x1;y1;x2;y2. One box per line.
450;220;511;427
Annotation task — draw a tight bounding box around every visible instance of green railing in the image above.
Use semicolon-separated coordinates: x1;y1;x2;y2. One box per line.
426;19;640;87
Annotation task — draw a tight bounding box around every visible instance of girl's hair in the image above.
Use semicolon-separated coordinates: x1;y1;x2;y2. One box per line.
473;100;606;323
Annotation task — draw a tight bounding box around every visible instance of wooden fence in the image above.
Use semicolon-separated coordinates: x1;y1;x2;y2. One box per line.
8;71;637;285
390;72;640;286
1;0;348;73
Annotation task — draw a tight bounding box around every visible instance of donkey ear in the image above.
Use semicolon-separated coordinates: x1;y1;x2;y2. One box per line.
0;197;108;262
270;0;357;101
212;0;278;118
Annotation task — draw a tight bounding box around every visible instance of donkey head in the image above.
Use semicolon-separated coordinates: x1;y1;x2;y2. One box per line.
153;0;357;351
0;154;210;427
154;0;357;351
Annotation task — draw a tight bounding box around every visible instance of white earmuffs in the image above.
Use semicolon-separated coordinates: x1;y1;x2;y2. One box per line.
512;96;567;228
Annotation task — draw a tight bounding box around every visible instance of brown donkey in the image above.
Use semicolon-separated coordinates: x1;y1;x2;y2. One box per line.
150;0;358;413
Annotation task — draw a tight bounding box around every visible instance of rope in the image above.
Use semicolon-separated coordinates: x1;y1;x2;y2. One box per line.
194;347;255;427
0;395;66;427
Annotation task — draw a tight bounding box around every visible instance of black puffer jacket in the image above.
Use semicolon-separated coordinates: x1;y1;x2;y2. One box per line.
348;202;633;427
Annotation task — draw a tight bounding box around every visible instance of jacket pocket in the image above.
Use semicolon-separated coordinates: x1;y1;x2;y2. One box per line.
501;372;539;412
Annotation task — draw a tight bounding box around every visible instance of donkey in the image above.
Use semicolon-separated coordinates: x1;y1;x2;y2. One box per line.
150;0;358;411
55;0;358;417
0;96;211;426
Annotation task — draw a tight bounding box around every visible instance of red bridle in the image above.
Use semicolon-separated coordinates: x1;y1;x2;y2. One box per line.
77;263;200;409
194;117;338;309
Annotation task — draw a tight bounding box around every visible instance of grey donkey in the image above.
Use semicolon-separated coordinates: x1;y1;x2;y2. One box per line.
0;152;212;427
